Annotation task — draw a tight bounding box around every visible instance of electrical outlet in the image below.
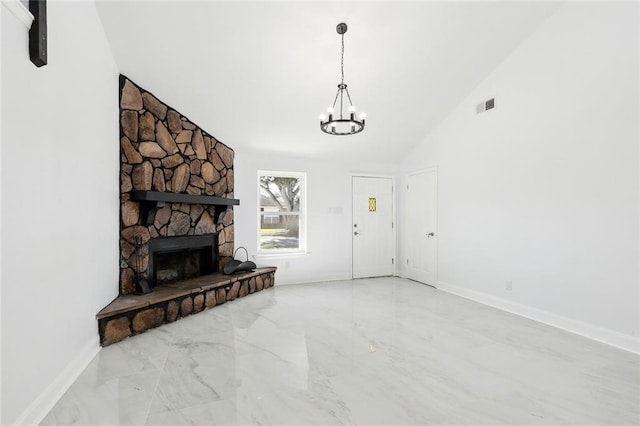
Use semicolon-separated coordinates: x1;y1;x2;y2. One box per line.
505;280;513;291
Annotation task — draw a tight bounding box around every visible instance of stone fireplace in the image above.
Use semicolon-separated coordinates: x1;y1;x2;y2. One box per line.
96;76;276;346
117;75;237;295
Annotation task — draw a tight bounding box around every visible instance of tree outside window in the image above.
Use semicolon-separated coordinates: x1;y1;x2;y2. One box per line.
258;171;306;253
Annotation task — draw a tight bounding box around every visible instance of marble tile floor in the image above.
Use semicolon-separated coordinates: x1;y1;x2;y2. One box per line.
41;277;640;425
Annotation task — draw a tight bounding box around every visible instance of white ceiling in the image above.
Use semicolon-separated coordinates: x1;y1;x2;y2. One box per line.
96;1;561;163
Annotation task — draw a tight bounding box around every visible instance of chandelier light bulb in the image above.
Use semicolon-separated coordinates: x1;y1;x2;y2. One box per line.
319;114;326;122
349;105;356;113
359;112;367;120
327;107;334;114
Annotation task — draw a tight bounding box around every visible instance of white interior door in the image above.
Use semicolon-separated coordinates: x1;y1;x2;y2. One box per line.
352;176;394;278
406;169;437;285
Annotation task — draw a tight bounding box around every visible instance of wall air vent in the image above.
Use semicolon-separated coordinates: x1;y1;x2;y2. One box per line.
476;97;495;114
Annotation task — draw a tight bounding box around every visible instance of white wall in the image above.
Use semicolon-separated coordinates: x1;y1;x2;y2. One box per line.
1;1;119;423
0;5;5;424
234;147;397;285
399;2;639;352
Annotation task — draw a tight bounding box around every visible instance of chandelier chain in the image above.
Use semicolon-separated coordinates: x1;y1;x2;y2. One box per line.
341;33;345;85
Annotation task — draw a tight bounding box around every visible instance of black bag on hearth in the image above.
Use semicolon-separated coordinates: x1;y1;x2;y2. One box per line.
223;246;256;275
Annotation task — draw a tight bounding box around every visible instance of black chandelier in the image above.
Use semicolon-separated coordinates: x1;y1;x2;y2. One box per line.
319;23;366;136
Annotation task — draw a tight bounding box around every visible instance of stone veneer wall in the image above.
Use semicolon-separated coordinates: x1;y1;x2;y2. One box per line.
119;76;235;294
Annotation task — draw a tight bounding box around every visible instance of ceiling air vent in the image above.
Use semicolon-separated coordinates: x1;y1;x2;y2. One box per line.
476;98;495;114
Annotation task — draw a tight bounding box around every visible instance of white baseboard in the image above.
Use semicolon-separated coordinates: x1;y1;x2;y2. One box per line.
275;272;353;286
13;336;101;425
436;280;640;355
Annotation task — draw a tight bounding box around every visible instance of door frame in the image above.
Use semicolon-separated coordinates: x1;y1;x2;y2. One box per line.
350;173;397;278
406;167;438;285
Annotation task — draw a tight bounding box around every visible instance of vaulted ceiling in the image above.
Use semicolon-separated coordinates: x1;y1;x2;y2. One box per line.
96;1;561;163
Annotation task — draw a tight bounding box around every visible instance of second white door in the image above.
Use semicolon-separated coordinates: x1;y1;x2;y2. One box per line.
406;169;438;285
352;176;394;278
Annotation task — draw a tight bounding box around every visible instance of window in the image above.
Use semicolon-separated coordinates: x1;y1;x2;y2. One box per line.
258;171;306;253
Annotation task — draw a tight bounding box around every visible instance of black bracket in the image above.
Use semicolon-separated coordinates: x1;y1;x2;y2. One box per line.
29;0;47;67
139;201;165;226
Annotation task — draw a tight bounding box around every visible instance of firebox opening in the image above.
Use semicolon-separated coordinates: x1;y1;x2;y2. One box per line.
147;234;218;288
155;247;213;285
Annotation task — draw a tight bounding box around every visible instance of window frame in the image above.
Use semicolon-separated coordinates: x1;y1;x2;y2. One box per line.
257;170;307;255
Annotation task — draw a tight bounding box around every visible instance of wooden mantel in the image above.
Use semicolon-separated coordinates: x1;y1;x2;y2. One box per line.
131;191;239;225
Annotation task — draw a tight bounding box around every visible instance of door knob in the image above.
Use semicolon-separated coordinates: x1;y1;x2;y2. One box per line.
354;231;360;236
426;232;435;237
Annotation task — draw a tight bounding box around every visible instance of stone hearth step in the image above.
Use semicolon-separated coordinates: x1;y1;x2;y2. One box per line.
97;267;276;346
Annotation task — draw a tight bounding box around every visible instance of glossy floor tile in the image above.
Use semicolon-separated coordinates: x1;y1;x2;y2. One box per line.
41;277;640;425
